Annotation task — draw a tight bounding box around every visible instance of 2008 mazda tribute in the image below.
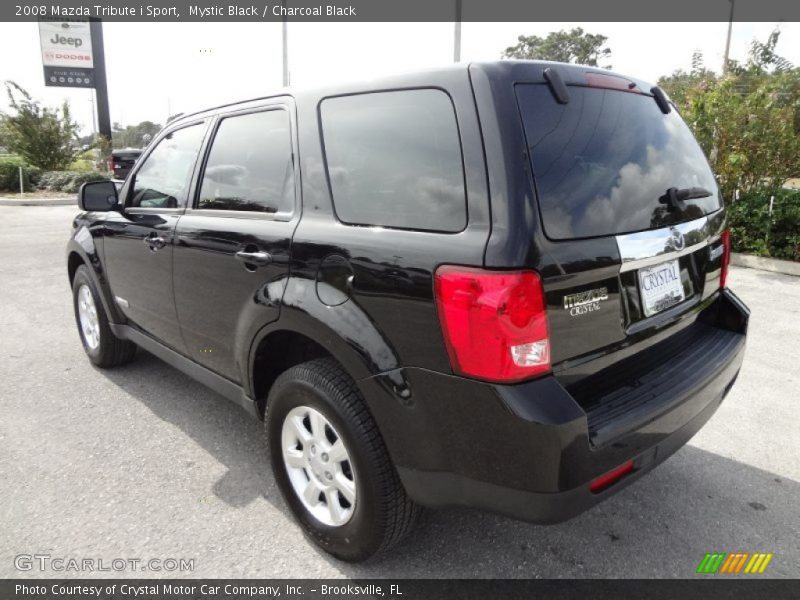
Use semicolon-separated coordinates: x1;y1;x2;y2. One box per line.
67;61;749;562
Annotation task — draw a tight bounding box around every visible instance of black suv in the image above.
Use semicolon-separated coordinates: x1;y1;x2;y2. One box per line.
67;61;749;562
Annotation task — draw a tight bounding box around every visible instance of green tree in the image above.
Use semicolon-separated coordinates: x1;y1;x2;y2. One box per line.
658;33;800;200
659;31;800;261
502;27;612;68
745;29;794;74
692;71;800;198
656;50;716;109
0;81;81;170
111;120;162;149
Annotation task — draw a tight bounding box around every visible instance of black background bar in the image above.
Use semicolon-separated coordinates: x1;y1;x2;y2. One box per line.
2;579;800;600
5;0;800;22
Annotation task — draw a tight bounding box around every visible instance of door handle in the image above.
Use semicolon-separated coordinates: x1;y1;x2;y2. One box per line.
235;250;272;267
143;235;167;250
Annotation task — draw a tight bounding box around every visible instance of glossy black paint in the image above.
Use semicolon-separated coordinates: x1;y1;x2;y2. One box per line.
78;180;119;212
393;290;748;522
243;67;492;390
66;61;749;523
103;210;186;351
173;213;295;380
66;212;124;325
469;61;728;373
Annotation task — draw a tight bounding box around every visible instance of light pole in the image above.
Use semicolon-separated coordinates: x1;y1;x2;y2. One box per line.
89;90;97;136
89;19;111;141
723;0;735;74
282;0;290;86
453;0;462;62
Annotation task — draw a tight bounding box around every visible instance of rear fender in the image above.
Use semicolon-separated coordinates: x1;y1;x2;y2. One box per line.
245;275;406;400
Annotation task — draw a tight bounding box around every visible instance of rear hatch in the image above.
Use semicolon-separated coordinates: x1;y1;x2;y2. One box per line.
514;73;728;392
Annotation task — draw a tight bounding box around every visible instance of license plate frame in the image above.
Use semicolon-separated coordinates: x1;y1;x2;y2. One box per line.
638;259;685;317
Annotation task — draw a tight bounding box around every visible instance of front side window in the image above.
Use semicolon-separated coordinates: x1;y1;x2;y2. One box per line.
129;123;206;209
320;89;467;232
197;109;295;214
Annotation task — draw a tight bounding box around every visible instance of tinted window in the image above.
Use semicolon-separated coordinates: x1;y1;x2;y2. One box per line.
516;84;722;240
129;124;205;209
321;89;466;232
198;110;294;214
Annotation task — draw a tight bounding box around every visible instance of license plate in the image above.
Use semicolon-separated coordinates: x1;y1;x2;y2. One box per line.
638;259;685;317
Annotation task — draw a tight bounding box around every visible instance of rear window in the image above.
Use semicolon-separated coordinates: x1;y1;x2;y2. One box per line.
516;84;722;240
320;89;466;232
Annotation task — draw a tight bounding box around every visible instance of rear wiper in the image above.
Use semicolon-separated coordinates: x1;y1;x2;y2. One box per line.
659;186;712;211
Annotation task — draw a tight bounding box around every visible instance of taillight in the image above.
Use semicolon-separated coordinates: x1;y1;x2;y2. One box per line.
107;158;114;173
720;229;731;289
433;266;550;383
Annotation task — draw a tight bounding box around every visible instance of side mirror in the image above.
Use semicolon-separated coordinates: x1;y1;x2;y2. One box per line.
78;180;119;211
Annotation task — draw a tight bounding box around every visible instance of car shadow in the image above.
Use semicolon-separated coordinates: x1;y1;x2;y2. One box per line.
100;350;275;511
101;350;799;578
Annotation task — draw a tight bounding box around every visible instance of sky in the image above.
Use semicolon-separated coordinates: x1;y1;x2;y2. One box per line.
1;21;799;135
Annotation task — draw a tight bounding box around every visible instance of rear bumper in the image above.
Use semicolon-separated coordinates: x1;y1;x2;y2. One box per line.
362;289;748;524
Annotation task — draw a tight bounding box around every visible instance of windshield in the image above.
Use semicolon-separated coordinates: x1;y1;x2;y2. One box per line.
516;83;722;240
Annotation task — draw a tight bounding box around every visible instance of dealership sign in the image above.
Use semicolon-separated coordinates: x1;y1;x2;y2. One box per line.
38;20;95;88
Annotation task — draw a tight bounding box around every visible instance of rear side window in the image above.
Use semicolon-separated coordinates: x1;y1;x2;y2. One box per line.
320;89;466;232
198;109;294;214
516;84;722;240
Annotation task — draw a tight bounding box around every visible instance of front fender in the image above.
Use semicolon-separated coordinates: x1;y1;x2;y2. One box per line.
66;219;124;324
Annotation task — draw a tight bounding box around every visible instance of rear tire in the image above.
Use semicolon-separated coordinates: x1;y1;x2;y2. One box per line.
265;358;420;562
72;265;137;368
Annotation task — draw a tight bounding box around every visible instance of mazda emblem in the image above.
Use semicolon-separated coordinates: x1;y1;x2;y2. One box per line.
668;227;685;251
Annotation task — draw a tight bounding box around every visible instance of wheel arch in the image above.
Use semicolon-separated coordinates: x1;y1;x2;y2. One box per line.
66;238;124;324
247;307;376;415
67;250;85;284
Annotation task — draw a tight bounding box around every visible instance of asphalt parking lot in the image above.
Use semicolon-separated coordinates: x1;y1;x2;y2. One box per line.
1;205;798;578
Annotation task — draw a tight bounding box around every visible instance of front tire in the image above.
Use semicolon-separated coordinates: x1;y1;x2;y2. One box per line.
72;265;136;368
265;358;420;562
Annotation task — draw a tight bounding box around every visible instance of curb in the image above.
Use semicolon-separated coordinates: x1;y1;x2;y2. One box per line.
731;252;800;277
0;197;76;207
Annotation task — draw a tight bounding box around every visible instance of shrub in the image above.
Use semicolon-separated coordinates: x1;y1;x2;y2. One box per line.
62;171;109;193
69;149;98;173
769;197;800;261
0;156;40;192
27;167;42;187
727;189;800;261
69;158;95;172
37;170;109;193
37;170;74;191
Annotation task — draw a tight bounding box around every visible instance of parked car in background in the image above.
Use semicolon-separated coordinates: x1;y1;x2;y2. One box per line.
67;61;749;562
108;148;142;180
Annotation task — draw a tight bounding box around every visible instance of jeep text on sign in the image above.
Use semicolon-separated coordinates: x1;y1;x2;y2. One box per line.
39;20;93;69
